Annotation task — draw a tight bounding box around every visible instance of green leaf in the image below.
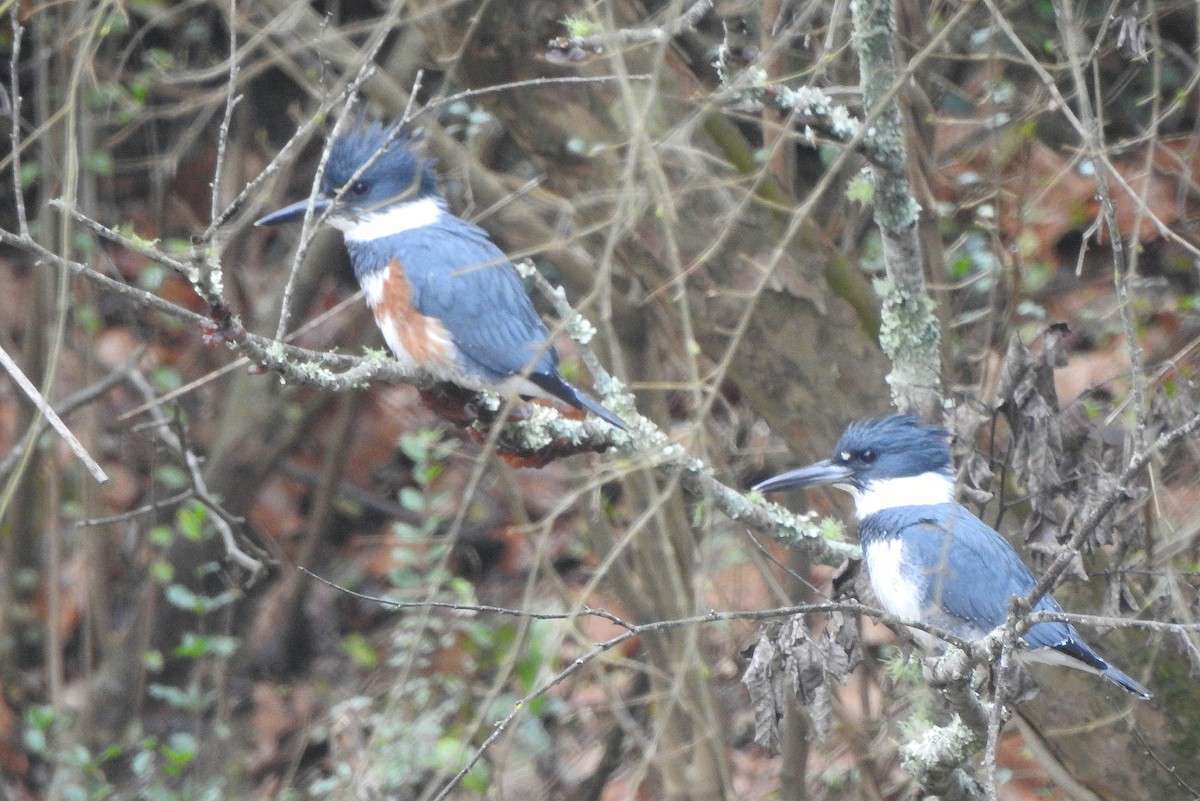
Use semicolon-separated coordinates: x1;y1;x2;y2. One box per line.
154;465;188;490
416;462;443;485
23;728;47;755
86;152;115;177
163;584;237;614
433;735;488;791
342;632;380;668
398;432;432;463
174;633;238;659
26;704;56;731
147;683;214;712
152;366;182;392
144;48;175;70
60;785;88;801
148;524;174;546
130;748;155;778
176;502;208;541
98;9;130;36
142;649;164;672
161;732;197;775
139;263;166;292
399;487;424;512
150;559;174;583
19;162;39;188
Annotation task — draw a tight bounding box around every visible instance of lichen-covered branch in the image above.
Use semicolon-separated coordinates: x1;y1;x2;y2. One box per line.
10;189;858;573
851;0;941;418
876;278;941;418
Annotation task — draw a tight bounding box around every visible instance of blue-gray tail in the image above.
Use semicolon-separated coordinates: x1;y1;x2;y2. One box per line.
529;373;627;430
1101;663;1152;699
1053;638;1152;699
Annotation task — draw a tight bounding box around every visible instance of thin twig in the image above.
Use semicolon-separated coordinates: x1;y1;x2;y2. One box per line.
1054;0;1149;448
126;370;265;577
980;0;1200;263
8;16;27;237
1026;412;1200;607
546;0;713;56
522;264;861;566
270;91;367;339
268;0;418;337
0;341;108;483
1028;609;1200;633
982;618;1019;801
117;291;367;422
300;566;636;629
76;488;195;528
208;0;242;230
0;350;139;483
316;556;974;660
0;216;432;389
204;62;377;235
421;593;978;801
415;74;654;120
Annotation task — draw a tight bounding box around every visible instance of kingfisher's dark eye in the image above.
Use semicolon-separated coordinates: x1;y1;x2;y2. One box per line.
351;181;368;196
859;449;877;463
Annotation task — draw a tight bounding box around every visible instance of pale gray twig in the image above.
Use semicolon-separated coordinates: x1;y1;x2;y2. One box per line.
126;370;265;577
547;0;713;55
8;16;27;237
1026;412;1200;606
0;341;108;484
0;351;139;483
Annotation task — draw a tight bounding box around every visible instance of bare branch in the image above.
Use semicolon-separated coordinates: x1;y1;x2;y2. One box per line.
1026;412;1200;607
546;0;713;62
0;341;108;484
0;351;139;484
8;16;27;237
126;369;269;579
852;0;940;418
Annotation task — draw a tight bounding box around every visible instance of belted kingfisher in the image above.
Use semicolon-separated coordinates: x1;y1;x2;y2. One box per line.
256;122;626;430
753;415;1151;699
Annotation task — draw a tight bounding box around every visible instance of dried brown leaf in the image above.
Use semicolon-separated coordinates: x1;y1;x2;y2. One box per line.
742;613;863;749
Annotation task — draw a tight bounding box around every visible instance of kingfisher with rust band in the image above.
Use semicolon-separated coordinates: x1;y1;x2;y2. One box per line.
257;122;626;430
755;416;1151;699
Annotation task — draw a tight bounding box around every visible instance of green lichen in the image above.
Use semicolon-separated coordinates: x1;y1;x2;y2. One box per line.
898;715;977;775
512;405;557;451
876;278;942;410
562;15;597;38
566;313;597;345
264;341;287;363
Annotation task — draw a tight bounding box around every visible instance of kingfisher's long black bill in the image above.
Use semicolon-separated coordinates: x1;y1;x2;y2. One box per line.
753;459;853;494
255;197;331;227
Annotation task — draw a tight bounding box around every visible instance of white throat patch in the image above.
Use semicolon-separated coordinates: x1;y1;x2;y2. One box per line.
333;196;444;242
851;472;955;519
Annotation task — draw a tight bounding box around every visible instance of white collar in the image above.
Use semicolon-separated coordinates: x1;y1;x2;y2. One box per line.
847;472;955;520
332;196;444;242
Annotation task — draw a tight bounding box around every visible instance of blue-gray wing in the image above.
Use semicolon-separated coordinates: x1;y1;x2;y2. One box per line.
364;219;628;428
388;220;557;381
871;505;1074;648
866;505;1149;695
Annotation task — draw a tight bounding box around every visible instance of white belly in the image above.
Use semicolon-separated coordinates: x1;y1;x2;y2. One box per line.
864;538;923;623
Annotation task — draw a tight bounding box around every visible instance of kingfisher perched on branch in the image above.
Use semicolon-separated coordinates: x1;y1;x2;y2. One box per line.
256;122;626;430
754;415;1151;699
